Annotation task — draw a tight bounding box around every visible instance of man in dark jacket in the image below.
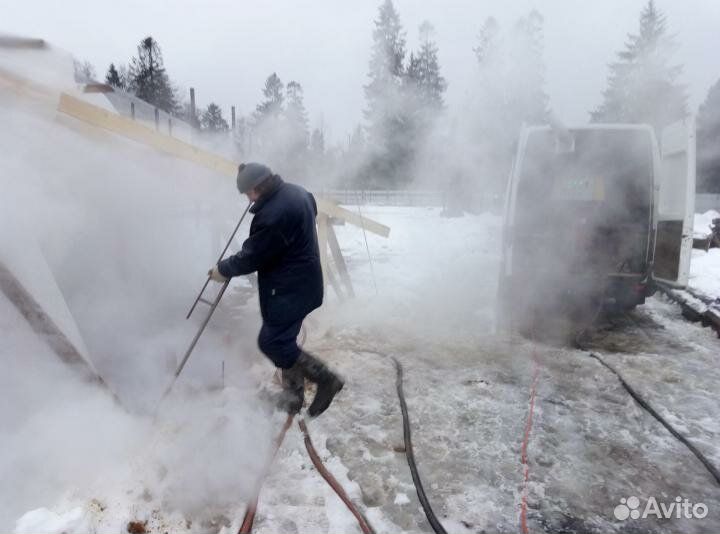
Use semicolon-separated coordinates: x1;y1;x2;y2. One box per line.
208;162;343;416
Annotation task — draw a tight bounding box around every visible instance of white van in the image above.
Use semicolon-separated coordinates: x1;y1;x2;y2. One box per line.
498;120;695;332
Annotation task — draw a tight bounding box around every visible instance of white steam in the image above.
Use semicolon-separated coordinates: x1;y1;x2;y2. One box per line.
1;45;274;530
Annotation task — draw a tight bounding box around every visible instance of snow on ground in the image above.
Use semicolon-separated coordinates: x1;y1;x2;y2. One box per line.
562;300;720;532
6;204;720;534
693;210;719;240
689;249;720;299
689;211;720;299
320;206;501;341
221;207;720;534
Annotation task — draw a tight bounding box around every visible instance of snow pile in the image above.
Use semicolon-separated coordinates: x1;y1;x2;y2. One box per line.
15;507;89;534
689;248;720;299
693;209;719;239
689;211;720;299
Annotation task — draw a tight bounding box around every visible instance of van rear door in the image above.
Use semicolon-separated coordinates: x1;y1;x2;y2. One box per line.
652;118;696;287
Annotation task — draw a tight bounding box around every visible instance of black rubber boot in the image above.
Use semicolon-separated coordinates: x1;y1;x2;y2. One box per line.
277;365;304;414
296;351;344;417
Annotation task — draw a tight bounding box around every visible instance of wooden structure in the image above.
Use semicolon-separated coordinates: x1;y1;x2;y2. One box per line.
56;92;390;300
1;53;390;300
0;261;95;376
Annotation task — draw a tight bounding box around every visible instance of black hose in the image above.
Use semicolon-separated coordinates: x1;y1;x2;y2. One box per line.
585;350;720;486
392;356;449;534
574;295;720;487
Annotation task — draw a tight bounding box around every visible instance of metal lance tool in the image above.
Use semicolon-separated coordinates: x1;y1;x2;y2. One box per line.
158;201;252;406
159;279;230;402
186;201;252;319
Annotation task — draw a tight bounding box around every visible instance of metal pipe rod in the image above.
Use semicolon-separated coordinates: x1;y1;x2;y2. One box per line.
160;279;229;403
186;201;251;319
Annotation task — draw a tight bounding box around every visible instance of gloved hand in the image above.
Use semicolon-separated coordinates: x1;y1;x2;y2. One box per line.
208;265;228;283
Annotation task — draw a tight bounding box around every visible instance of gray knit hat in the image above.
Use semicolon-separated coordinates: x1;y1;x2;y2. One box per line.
236;162;272;193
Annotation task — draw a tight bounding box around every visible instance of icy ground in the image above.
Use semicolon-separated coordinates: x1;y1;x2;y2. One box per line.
10;206;720;534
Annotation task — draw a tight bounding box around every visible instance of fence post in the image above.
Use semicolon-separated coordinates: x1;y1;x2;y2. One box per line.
231;106;236;130
130;102;135;120
190;87;197;129
154;108;160;130
168;117;172;136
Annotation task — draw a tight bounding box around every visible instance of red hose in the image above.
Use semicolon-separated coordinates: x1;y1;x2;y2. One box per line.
238;413;294;533
520;324;542;534
298;418;376;534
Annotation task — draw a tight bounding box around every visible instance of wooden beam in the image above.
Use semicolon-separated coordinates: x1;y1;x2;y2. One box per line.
317;215;345;300
0;36;46;49
315;198;390;238
316;213;329;288
325;262;346;302
327;224;355;298
83;83;114;93
57;93;237;176
56;93;390;237
0;261;102;384
0;66;57;101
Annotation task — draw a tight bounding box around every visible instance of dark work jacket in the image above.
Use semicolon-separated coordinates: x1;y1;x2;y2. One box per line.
218;177;324;325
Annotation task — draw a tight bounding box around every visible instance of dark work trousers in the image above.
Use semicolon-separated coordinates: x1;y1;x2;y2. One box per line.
257;317;305;369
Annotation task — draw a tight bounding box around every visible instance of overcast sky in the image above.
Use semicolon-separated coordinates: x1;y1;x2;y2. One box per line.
3;0;719;144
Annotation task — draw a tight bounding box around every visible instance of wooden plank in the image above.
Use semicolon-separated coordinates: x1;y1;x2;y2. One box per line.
0;66;57;100
56;93;391;236
325;262;345;302
317;213;329;288
316;198;390;238
0;36;46;49
58;93;237;176
327;224;355;298
83;83;114;93
0;261;102;383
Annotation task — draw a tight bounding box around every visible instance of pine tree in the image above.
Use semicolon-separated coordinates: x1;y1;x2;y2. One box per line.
201;103;229;132
405;21;446;146
402;22;448;189
363;0;410;187
509;10;548;125
472;16;505;125
311;128;325;156
308;126;327;183
285;80;309;149
233;116;248;155
282;80;310;175
105;63;124;89
249;72;286;164
119;65;130;89
474;17;500;67
406;22;446;111
73;59;96;82
697;78;720;193
591;0;687;131
472;16;502;127
253;72;285;123
127;36;180;115
469;12;549;194
349;125;366;154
